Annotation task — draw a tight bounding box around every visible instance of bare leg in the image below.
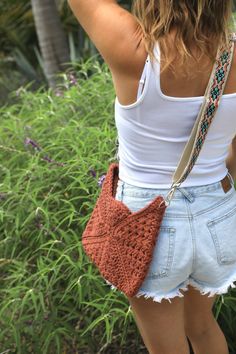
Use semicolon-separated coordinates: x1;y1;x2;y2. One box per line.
127;294;190;354
184;285;229;354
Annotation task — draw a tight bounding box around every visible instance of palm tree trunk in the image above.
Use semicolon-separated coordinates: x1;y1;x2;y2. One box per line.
31;0;70;88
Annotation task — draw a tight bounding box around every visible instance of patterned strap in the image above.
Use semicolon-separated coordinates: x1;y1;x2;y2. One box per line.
165;36;235;203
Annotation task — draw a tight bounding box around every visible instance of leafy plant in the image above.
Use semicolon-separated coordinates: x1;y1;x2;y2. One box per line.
0;56;147;354
0;34;236;354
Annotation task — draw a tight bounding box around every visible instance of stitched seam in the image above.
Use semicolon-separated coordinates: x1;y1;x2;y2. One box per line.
193;192;235;217
184;197;196;273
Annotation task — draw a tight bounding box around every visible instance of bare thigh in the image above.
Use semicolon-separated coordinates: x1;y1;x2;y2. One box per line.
127;292;189;354
127;285;218;354
183;284;217;337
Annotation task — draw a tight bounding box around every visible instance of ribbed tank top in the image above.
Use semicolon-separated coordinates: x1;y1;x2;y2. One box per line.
114;41;236;188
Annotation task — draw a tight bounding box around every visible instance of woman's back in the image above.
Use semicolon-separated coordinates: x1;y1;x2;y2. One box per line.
113;29;236;106
115;37;236;188
68;1;236;353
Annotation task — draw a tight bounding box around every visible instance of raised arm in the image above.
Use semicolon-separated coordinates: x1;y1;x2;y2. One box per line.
67;0;144;76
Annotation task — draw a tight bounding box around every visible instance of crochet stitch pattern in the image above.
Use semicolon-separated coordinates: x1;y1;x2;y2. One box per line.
81;38;234;298
82;163;166;297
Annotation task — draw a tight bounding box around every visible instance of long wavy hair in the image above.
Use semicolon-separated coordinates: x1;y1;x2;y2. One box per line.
131;0;235;78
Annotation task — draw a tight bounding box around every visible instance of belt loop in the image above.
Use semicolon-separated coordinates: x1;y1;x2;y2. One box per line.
178;188;195;203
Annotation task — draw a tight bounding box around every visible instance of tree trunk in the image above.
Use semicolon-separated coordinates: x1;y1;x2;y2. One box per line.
31;0;70;88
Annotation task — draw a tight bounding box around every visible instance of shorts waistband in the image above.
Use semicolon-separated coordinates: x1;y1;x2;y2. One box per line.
117;172;235;202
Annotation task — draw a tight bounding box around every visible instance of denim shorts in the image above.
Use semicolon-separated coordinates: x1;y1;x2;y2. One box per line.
105;172;236;303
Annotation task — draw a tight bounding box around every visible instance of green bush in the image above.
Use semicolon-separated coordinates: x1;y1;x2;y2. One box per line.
0;56;146;354
0;56;236;354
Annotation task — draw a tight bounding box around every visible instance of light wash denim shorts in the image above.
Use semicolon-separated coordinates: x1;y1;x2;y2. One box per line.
105;172;236;303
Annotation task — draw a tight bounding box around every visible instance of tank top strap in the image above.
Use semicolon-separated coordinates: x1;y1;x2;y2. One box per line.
136;57;150;100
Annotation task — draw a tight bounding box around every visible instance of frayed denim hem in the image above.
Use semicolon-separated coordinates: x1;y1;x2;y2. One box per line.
189;276;236;297
105;275;236;303
135;282;189;303
104;279;119;292
104;279;190;303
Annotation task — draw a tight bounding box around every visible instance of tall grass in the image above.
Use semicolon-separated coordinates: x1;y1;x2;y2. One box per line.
0;56;236;353
0;57;146;354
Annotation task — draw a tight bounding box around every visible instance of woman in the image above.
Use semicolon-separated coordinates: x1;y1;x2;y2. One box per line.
68;1;236;353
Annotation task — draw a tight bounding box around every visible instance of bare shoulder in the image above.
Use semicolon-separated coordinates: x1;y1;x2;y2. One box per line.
230;32;236;62
232;36;236;60
225;36;236;95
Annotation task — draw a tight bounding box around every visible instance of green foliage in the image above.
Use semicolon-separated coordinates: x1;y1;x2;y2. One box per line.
0;56;236;354
0;1;235;105
0;57;146;354
0;1;34;55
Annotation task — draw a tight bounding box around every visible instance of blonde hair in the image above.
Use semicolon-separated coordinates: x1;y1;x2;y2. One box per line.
131;0;235;78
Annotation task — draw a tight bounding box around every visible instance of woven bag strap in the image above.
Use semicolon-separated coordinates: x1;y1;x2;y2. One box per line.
165;36;235;204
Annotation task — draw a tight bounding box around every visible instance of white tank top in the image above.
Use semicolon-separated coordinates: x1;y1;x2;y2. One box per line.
114;41;236;188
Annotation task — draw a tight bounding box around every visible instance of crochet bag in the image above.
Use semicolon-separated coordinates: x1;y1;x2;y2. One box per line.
82;38;235;297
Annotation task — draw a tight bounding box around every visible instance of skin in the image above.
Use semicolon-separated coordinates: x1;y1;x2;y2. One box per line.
67;1;236;353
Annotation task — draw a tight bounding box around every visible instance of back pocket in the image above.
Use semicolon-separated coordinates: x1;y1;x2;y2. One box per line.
146;226;176;279
207;205;236;265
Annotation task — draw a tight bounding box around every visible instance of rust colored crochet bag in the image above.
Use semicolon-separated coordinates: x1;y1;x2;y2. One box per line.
82;38;235;297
